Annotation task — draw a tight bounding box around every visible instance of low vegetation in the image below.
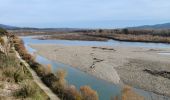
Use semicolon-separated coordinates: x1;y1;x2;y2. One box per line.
0;28;7;36
113;86;144;100
80;86;98;100
39;33;108;41
0;47;48;99
84;29;170;43
0;37;5;46
15;28;170;43
12;35;99;100
121;86;144;100
14;80;45;99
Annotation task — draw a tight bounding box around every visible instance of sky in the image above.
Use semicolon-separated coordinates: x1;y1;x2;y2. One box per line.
0;0;170;28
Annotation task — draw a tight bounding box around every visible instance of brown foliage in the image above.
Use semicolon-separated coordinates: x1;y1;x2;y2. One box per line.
80;86;98;100
45;64;52;75
0;37;5;46
13;36;99;100
121;86;144;100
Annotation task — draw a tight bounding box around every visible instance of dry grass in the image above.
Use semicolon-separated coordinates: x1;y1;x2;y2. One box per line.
0;54;47;99
0;36;48;99
14;80;47;99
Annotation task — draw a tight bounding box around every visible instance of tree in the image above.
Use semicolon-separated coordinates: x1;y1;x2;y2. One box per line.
98;29;103;33
122;28;129;34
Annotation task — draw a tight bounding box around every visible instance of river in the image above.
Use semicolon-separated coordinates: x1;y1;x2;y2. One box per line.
22;36;170;100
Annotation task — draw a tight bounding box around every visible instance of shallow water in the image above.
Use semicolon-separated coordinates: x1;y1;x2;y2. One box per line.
22;36;170;100
158;52;170;56
22;36;170;48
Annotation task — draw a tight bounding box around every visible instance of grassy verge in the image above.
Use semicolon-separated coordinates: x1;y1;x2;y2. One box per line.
0;47;48;99
12;35;99;100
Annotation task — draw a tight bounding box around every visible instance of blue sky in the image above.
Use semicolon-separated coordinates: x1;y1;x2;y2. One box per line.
0;0;170;28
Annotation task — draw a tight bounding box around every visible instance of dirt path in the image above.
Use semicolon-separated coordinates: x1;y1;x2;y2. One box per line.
13;47;60;100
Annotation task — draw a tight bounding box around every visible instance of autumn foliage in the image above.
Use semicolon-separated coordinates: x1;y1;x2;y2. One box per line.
13;36;99;100
80;86;98;100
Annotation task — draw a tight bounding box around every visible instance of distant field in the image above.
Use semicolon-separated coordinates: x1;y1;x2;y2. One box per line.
8;28;170;43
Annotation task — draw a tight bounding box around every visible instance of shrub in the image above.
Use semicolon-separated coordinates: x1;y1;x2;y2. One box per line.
35;64;46;76
0;37;5;46
2;67;16;78
14;80;41;98
45;64;52;75
13;36;99;100
80;86;98;100
122;29;129;34
0;28;7;35
64;85;82;100
0;53;18;69
121;86;144;100
14;69;27;83
54;69;67;86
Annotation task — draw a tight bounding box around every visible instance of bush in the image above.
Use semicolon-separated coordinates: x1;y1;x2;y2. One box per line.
80;86;98;100
14;80;42;99
2;67;16;80
0;53;18;69
45;64;52;75
0;37;5;46
14;69;27;83
64;85;82;100
54;69;67;86
13;36;99;100
122;29;129;34
0;28;7;36
112;86;144;100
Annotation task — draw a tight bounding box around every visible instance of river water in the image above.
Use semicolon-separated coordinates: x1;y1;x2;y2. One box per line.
22;36;170;100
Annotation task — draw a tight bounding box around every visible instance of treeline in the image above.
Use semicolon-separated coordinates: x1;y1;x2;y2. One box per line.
75;28;170;43
75;28;170;36
115;29;170;37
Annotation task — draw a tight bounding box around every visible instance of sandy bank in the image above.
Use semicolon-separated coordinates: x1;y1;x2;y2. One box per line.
30;44;170;96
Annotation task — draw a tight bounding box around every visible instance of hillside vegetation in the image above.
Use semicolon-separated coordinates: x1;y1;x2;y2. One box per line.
13;34;99;100
0;29;48;99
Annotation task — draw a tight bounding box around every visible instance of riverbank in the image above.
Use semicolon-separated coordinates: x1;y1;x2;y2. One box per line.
33;29;170;44
36;33;108;41
30;44;170;97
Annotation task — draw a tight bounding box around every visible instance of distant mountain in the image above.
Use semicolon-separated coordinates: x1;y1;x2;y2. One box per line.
129;23;170;29
1;22;170;30
0;24;82;32
0;24;19;30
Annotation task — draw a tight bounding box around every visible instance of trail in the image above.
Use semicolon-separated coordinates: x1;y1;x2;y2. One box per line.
13;47;60;100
